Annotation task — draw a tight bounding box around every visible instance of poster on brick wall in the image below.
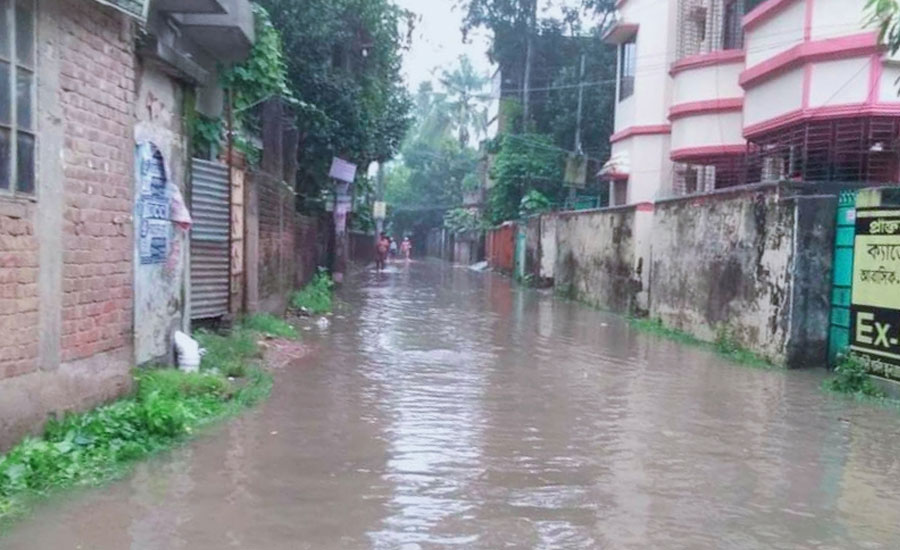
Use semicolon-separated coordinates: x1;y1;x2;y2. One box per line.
136;143;170;265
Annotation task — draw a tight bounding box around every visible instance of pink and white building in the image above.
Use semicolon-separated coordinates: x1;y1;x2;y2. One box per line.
602;0;900;204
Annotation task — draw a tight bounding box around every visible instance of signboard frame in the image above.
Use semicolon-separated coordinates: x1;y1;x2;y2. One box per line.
849;206;900;378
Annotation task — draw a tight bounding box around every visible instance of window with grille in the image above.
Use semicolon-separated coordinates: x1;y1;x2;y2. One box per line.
619;36;636;102
0;0;36;196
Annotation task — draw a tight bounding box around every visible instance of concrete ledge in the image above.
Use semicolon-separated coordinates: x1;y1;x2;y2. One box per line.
655;182;782;207
0;347;133;452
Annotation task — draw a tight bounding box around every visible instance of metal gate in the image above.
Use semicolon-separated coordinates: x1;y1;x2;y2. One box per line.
190;158;230;320
828;190;857;364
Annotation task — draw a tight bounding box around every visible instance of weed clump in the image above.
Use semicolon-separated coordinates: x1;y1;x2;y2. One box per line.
290;269;334;315
0;324;273;524
824;354;885;398
241;313;297;339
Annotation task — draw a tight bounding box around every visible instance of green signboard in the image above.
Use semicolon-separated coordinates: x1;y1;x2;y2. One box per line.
849;189;900;380
93;0;149;21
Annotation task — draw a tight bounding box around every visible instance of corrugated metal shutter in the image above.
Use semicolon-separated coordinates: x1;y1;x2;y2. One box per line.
190;159;230;319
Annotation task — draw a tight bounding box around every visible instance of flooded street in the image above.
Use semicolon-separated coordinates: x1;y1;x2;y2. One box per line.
4;260;900;549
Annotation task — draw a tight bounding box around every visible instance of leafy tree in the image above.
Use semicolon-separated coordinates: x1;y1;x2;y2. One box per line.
256;0;414;211
191;3;294;161
440;56;491;147
869;0;900;55
487;133;564;224
458;0;619;222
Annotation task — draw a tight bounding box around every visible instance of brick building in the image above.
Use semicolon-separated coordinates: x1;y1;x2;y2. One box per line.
0;0;254;449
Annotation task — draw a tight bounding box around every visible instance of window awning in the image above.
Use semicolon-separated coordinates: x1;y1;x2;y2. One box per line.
598;153;630;181
602;22;639;45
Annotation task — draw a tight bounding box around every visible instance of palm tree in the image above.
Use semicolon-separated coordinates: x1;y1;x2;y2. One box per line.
440;56;490;148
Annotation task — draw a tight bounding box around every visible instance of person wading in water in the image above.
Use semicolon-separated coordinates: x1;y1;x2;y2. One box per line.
375;232;390;272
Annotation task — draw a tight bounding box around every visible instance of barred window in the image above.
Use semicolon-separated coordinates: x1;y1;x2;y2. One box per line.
0;0;35;195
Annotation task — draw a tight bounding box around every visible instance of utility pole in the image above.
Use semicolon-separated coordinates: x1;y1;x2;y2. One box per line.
522;0;537;126
568;52;587;204
374;162;385;243
574;53;586;155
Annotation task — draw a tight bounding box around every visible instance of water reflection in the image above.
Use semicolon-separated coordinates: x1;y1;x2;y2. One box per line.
3;260;900;549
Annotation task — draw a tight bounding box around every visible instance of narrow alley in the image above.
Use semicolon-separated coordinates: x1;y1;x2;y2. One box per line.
3;261;900;549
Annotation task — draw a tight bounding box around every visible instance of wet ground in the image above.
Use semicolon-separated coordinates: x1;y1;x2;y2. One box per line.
4;260;900;549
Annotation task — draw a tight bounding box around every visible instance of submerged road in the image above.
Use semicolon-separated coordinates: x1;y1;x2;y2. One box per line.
4;260;900;549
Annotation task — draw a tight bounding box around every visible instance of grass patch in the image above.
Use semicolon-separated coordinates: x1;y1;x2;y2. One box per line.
629;318;775;369
0;326;272;526
290;269;334;315
824;354;886;398
241;313;297;339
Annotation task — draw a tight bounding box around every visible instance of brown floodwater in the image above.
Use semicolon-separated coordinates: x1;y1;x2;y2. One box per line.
4;260;900;549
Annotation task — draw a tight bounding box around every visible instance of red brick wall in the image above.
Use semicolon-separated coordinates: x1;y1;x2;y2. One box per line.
255;173;320;311
58;1;135;363
0;203;39;380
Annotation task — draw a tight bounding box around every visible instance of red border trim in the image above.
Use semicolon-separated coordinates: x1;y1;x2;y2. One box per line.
744;103;900;138
740;32;882;88
670;50;745;76
603;22;639;45
743;0;799;32
615;0;627;7
669;98;744;120
635;202;654;212
601;171;630;181
670;145;747;162
609;124;671;143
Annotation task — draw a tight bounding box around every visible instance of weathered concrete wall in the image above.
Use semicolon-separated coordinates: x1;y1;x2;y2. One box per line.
133;65;189;366
539;213;557;282
0;0;135;450
554;206;644;313
649;186;836;366
522;216;541;281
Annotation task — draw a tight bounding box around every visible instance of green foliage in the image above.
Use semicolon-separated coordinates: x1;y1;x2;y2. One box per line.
195;327;260;378
440;56;490;147
290;270;334;314
191;115;224;159
444;208;485;234
713;327;771;367
488;133;563;224
241;314;298;339
519;189;552;216
190;4;296;163
257;0;414;210
460;1;618;211
0;362;271;523
824;354;886;397
627;319;773;368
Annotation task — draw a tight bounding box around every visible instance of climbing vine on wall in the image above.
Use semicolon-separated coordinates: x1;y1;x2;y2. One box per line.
191;3;297;164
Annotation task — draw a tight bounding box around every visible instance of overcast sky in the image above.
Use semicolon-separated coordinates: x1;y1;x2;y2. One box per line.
394;0;587;94
393;0;495;92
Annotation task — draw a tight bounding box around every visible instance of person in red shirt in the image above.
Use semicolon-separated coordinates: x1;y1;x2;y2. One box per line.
375;233;390;272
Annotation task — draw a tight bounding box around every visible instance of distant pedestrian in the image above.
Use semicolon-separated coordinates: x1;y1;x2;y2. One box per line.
400;236;412;260
375;233;390;272
389;238;398;259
